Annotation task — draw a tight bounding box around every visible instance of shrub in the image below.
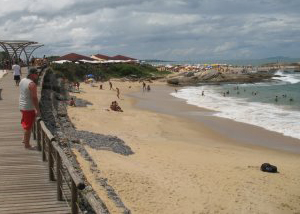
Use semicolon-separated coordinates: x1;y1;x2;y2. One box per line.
50;62;169;81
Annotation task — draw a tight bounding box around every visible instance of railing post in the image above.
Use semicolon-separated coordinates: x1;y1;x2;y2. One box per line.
48;139;55;181
71;180;78;214
42;131;46;162
36;120;42;151
56;150;63;201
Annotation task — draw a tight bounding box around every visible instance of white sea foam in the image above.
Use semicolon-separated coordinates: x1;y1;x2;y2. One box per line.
272;71;300;84
171;86;300;140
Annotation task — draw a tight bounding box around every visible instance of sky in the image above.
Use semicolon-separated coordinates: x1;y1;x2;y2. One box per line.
0;0;300;61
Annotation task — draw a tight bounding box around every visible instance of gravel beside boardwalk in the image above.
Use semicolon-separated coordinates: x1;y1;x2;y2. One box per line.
0;72;70;214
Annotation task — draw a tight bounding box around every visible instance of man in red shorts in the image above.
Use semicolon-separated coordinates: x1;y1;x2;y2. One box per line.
19;68;40;149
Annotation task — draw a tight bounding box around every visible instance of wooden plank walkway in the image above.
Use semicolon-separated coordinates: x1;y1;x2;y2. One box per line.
0;71;70;214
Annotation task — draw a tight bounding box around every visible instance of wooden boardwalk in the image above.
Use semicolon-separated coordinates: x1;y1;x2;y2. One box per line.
0;72;70;214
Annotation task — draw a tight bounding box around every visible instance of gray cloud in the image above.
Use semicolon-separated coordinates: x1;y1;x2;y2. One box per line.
0;0;299;60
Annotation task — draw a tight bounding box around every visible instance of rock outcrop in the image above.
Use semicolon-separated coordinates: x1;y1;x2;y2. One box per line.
167;70;274;86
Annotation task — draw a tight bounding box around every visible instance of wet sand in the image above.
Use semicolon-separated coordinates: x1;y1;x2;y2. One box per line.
68;80;300;214
129;85;300;154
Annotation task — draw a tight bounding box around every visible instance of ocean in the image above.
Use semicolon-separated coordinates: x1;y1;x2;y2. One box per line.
171;70;300;140
147;57;300;66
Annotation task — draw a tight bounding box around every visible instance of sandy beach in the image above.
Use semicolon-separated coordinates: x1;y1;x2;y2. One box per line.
68;80;300;214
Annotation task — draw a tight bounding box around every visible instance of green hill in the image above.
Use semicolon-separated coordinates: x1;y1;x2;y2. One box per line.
50;62;170;82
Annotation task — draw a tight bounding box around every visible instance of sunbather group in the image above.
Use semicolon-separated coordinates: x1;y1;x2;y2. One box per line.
110;101;123;112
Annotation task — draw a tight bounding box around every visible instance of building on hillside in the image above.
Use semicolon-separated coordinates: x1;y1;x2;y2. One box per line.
110;55;138;61
53;53;139;65
55;53;95;62
110;55;135;60
91;54;139;63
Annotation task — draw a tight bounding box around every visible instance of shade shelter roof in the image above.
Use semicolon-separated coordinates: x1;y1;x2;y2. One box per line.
0;40;44;65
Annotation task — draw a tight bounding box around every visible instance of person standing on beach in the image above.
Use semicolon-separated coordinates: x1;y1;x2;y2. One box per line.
116;87;120;99
19;68;40;149
109;81;113;90
12;62;22;86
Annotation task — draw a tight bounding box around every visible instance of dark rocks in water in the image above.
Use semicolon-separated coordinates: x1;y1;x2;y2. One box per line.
184;72;195;77
167;78;180;85
167;70;274;86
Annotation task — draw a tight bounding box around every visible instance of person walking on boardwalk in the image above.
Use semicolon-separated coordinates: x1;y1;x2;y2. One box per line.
12;62;22;86
19;68;40;149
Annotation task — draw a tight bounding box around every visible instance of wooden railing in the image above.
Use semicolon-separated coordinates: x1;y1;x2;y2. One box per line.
32;118;107;214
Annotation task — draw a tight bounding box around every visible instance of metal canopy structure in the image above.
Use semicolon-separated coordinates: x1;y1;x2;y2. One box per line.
0;40;44;66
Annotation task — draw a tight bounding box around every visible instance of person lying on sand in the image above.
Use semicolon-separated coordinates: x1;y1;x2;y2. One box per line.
110;101;123;112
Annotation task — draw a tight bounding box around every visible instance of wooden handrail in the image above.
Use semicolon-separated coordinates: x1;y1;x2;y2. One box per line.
40;120;55;141
33;69;107;213
85;192;108;214
52;141;85;190
33;117;106;214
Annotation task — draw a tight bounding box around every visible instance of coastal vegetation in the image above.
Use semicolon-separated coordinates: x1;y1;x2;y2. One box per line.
50;62;170;82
